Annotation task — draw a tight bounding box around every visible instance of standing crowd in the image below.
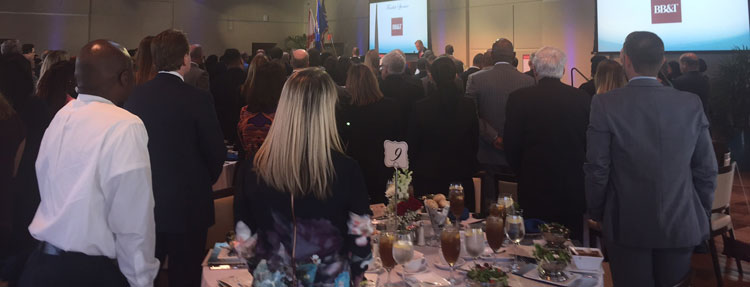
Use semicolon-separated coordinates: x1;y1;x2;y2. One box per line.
0;28;717;287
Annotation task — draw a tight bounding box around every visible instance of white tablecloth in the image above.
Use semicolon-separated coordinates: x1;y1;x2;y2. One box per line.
200;217;609;287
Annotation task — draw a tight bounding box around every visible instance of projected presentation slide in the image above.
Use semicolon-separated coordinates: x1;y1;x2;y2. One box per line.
597;0;750;52
369;0;429;54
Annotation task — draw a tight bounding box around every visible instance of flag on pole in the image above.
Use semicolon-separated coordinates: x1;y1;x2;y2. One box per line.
315;0;328;50
307;8;316;49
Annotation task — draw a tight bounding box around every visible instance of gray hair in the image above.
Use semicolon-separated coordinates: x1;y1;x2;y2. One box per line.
1;39;21;55
381;51;406;75
533;47;566;79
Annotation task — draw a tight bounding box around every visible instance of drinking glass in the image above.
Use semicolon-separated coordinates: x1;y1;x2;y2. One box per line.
441;225;463;286
464;224;485;266
498;194;514;216
488;201;505;218
485;215;505;256
393;231;414;283
379;231;397;286
505;209;525;273
448;183;465;226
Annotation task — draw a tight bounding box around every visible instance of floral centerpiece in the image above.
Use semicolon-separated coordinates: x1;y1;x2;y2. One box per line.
385;169;422;231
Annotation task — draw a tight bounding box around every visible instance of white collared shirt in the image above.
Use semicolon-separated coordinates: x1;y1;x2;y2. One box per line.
158;70;185;82
629;76;658;82
30;94;160;287
495;62;511;65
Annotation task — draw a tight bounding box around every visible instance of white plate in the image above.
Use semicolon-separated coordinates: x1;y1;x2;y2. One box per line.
395;262;429;275
404;272;452;287
432;256;465;270
520;268;582;287
567;260;604;275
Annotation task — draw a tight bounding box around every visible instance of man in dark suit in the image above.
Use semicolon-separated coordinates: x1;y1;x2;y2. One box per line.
415;40;426;58
504;47;590;241
466;38;535;207
125;29;226;287
461;53;483;88
184;44;210;92
379;50;425;124
444;44;464;72
673;53;710;117
585;32;716;287
211;49;246;145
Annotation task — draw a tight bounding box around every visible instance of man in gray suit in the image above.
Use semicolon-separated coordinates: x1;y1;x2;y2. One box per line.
585;31;716;287
184;44;210;92
466;38;534;206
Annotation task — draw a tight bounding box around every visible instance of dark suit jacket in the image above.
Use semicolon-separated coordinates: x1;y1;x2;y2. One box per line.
673;71;710;116
379;74;425;122
460;67;480;88
184;62;210;92
585;78;717;248
407;94;478;185
579;80;596;97
466;63;535;166
504;78;591;218
125;73;226;233
337;98;404;204
211;67;247;144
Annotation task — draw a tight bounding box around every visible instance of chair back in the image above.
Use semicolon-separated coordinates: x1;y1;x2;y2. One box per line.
711;162;736;211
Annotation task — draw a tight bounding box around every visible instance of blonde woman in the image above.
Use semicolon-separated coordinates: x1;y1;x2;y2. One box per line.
38;50;69;81
594;59;627;95
235;68;372;286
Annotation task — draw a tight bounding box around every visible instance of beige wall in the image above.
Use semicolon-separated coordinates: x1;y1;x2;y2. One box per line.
1;0;307;57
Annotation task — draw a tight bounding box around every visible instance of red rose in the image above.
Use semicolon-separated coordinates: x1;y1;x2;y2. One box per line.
407;197;423;211
397;201;408;216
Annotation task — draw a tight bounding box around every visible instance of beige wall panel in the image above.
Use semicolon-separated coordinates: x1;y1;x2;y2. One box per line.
469;4;513;51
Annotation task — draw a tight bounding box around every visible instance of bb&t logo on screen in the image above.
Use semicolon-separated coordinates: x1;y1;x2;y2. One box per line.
652;0;682;24
391;18;403;36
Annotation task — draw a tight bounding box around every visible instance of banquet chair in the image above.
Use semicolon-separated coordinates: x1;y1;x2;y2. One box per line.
473;177;482;212
707;162;741;287
498;180;518;201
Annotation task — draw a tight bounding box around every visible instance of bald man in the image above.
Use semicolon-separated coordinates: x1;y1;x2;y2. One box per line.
291;49;309;71
20;39;160;287
465;38;534;209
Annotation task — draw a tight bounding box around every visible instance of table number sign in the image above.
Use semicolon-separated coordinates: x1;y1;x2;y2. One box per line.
383;140;409;169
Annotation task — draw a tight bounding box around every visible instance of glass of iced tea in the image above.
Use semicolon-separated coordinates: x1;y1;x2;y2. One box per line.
449;183;464;226
486;215;505;256
441;225;462;285
378;231;396;286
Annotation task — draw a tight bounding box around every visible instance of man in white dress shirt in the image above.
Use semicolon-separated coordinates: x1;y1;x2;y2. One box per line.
19;39;160;287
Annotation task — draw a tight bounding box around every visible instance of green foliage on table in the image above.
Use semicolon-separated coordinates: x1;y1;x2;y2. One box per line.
532;244;571;263
466;263;509;286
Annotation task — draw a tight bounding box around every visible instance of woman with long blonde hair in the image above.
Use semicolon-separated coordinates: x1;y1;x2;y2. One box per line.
38;50;69;81
594;59;627;95
235;68;373;286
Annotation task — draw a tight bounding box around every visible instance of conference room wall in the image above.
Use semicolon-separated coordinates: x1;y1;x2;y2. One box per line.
0;0;306;57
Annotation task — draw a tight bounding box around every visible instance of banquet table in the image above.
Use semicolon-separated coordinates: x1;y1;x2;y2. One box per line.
201;217;612;287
